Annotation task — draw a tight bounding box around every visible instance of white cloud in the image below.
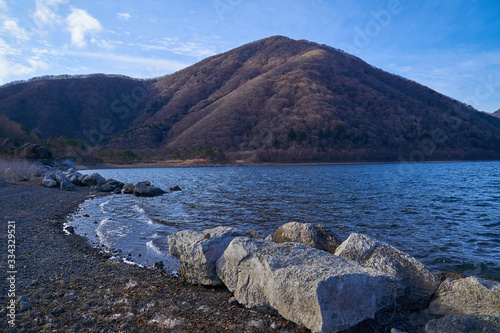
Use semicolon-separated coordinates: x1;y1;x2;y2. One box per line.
66;50;189;75
2;20;30;40
33;0;68;27
0;0;7;12
137;38;219;58
117;13;131;20
0;37;17;55
0;54;49;84
65;8;102;48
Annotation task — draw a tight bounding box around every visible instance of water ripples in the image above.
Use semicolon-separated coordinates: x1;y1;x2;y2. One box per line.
68;161;500;281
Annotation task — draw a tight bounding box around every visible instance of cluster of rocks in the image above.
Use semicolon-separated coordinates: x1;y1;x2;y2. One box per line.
18;143;76;170
168;222;500;333
41;168;179;197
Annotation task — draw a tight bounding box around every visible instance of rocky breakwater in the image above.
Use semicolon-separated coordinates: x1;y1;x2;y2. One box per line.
40;166;177;197
168;221;500;333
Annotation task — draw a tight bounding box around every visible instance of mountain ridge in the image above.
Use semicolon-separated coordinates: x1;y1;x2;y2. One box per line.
1;36;499;163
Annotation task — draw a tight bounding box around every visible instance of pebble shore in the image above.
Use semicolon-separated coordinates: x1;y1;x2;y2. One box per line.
0;181;310;332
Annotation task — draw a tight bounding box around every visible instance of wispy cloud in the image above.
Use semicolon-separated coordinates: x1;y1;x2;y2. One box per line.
65;8;102;48
117;12;131;20
0;0;7;12
2;20;30;40
65;50;190;75
136;37;220;58
33;0;68;27
0;54;49;84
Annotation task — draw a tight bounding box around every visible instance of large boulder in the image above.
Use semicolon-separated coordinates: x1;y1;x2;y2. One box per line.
132;182;165;197
426;277;500;317
273;222;342;254
65;169;82;185
19;143;52;160
47;170;71;185
216;237;397;333
122;183;135;194
60;181;75;191
106;179;125;189
41;176;57;188
168;226;248;285
92;183;117;193
425;315;500;333
79;173;106;186
334;233;441;310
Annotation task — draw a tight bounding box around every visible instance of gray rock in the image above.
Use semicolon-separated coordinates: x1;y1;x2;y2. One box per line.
168;226;248;285
19;301;31;311
122;183;135;194
334;233;441;310
425;315;500;333
216;237;397;333
426;276;500;317
47;170;71;186
66;174;81;185
170;185;182;191
92;183;117;193
65;170;82;185
79;173;106;186
106;179;125;188
133;182;165;197
244;229;261;239
54;157;75;170
18;296;29;303
273;222;342;254
41;176;57;188
60;181;75;191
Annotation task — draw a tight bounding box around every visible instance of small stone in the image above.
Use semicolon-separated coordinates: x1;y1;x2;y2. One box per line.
51;306;65;316
20;301;31;311
18;295;29;303
63;292;76;299
153;261;164;270
170;185;182;191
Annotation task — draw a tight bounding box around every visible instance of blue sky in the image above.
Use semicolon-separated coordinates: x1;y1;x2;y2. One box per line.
0;0;499;112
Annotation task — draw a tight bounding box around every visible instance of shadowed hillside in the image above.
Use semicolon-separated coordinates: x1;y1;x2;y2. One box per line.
1;36;500;163
0;74;154;143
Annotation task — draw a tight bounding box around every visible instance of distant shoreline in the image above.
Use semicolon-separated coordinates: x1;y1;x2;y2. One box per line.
76;159;498;170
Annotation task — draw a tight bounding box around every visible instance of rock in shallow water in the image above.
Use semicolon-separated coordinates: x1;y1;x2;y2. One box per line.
334;233;441;310
79;173;106;186
132;182;165;197
216;237;397;333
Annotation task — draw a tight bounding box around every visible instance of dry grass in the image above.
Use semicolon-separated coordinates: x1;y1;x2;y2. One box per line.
0;158;43;182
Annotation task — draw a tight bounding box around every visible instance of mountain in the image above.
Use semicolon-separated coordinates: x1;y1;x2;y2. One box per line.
1;36;500;163
494;110;500;118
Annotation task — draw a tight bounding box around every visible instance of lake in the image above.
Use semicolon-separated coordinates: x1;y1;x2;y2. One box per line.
67;161;500;280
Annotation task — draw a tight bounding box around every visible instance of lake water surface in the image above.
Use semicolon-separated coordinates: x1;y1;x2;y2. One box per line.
67;162;500;280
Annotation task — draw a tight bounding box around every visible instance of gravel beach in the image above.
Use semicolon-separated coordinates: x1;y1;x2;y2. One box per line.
0;181;310;333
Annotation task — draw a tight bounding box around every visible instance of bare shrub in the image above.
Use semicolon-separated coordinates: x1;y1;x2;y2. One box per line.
0;158;43;182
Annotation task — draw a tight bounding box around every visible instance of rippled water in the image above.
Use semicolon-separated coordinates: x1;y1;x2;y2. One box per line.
67;161;500;280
